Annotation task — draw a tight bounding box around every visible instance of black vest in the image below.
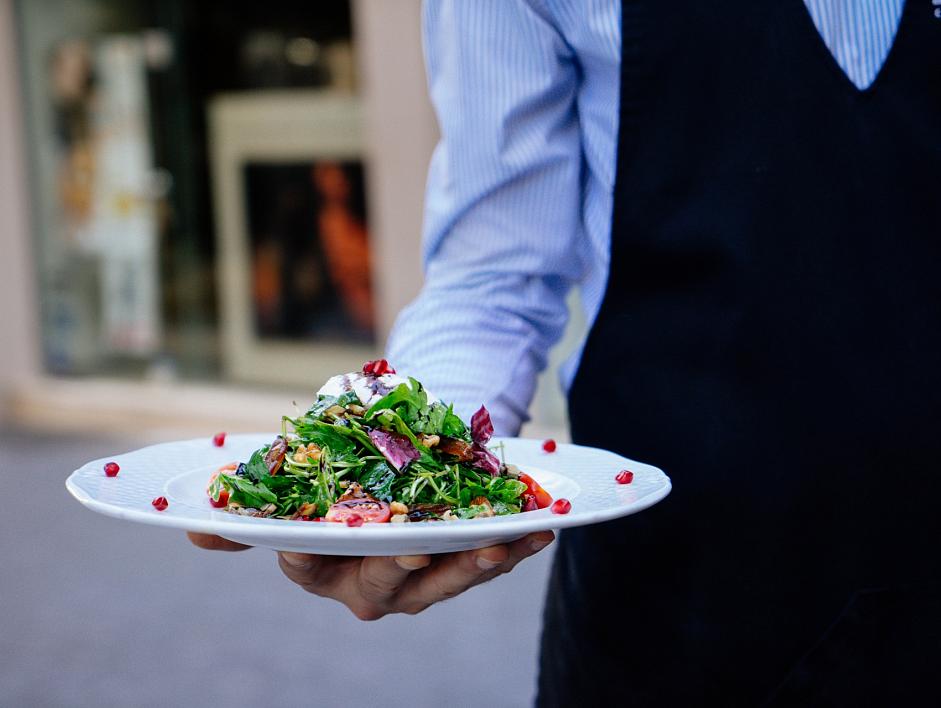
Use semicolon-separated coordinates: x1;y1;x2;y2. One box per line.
540;2;941;705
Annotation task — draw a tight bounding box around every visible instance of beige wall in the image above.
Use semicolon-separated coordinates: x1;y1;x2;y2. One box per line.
0;0;41;422
353;0;438;341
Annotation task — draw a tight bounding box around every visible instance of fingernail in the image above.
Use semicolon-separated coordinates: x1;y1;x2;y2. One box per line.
476;556;502;571
395;556;428;571
530;539;552;552
280;552;312;569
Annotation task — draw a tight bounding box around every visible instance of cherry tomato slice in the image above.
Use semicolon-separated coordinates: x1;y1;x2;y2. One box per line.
325;498;391;524
207;462;237;507
519;472;553;509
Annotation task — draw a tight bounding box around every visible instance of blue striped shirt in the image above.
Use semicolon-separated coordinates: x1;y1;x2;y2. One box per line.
386;0;906;434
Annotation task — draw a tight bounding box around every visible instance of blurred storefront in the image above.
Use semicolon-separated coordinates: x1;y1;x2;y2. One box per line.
0;0;576;440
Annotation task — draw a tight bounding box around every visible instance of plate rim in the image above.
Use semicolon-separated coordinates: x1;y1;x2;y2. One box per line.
65;435;672;543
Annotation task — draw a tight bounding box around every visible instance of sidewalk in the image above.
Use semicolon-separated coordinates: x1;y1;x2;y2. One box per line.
0;426;553;708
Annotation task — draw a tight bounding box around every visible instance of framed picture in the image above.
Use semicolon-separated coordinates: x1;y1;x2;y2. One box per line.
209;91;378;386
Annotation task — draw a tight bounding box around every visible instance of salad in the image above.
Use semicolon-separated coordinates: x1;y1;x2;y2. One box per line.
207;360;553;524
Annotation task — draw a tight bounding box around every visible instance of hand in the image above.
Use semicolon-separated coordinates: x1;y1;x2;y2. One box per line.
187;531;554;620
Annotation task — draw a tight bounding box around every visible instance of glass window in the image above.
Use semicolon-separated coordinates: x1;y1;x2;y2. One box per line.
15;0;367;384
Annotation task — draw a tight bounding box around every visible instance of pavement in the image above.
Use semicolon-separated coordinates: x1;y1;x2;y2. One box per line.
0;426;555;708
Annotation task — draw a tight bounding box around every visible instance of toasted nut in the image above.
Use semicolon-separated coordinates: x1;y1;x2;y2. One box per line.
324;405;346;418
390;501;409;516
390;514;410;523
307;444;322;461
346;404;366;416
297;502;318;517
418;434;440;448
441;510;458;521
503;463;522;479
293;446;308;463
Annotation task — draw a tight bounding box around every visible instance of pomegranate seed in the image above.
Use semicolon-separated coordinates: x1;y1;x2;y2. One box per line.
542;439;557;453
345;514;364;527
362;359;395;376
212;432;226;447
104;461;120;477
616;470;634;485
550;498;571;515
152;496;169;511
521;493;539;513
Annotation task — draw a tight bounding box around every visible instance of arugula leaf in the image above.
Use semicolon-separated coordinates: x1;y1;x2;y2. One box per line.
487;477;527;504
365;380;425;420
440;404;468;439
452;504;491;519
297;421;356;454
219;473;278;508
491;501;519;515
306;390;361;418
257;475;295;492
359;460;396;501
243;447;271;482
458;484;488;507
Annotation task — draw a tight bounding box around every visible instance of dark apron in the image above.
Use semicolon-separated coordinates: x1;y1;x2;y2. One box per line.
538;2;941;705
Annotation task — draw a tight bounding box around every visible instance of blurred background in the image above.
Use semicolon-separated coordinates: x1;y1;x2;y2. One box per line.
0;1;582;705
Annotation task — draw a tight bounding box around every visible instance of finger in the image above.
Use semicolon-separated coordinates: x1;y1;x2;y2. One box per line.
502;531;555;573
469;531;556;588
187;532;252;551
357;554;431;606
277;552;332;592
397;544;510;614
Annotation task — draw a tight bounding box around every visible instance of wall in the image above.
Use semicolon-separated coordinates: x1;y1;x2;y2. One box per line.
0;0;41;422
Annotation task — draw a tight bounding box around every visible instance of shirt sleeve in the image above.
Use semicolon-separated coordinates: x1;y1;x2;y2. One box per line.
385;0;585;435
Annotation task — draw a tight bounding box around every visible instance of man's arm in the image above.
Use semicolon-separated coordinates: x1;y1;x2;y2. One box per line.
388;0;586;434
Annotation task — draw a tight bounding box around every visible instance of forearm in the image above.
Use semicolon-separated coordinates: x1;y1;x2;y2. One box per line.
387;0;585;432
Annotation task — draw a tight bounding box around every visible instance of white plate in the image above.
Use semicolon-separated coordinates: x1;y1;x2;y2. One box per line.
66;434;671;556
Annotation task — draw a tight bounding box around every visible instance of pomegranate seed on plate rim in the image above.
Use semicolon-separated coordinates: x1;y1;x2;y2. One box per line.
550;498;571;515
212;432;226;447
152;496;169;511
616;470;634;484
103;461;120;477
542;439;557;453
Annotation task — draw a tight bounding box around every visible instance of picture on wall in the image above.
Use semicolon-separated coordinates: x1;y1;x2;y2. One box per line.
244;161;373;343
210;91;378;386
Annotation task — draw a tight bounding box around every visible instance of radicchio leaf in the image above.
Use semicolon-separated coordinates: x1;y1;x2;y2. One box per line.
471;442;501;476
470;405;494;445
368;428;420;471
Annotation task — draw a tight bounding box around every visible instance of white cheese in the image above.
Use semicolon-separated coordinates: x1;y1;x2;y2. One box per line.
316;371;438;408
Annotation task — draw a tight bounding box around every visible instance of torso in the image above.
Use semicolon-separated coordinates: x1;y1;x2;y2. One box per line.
541;2;941;705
